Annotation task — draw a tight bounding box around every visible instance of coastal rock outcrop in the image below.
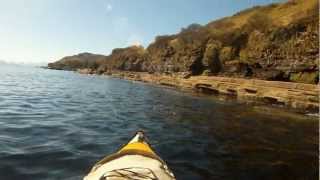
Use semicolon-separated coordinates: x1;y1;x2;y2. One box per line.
48;53;106;71
48;0;319;84
97;46;147;73
47;0;320;112
103;71;319;112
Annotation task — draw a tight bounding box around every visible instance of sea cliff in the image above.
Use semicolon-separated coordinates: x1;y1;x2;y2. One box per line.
48;0;319;112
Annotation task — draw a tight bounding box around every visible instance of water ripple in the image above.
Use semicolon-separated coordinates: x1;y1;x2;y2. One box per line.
0;65;318;180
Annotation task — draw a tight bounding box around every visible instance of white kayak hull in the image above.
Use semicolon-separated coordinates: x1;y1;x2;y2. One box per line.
84;131;176;180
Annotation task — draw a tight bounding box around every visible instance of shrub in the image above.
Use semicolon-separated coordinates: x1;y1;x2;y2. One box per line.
243;12;273;33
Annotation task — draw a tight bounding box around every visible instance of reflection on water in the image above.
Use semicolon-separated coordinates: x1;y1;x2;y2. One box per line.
0;65;318;180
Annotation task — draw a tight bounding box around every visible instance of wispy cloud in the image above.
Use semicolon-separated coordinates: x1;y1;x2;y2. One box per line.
106;4;113;13
110;16;145;47
126;34;144;47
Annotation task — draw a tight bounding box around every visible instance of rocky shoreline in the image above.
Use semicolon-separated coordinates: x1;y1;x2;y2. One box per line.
49;0;319;86
77;69;319;113
48;0;319;113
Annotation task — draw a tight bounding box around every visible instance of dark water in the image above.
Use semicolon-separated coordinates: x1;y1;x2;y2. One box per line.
0;65;318;180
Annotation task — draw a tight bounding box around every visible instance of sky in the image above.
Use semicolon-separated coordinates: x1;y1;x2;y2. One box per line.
0;0;282;64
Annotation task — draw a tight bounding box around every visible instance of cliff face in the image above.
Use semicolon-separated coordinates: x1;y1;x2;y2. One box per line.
48;0;319;84
96;46;147;73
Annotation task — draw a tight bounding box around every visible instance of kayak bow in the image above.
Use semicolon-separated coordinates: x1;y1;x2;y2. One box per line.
84;131;176;180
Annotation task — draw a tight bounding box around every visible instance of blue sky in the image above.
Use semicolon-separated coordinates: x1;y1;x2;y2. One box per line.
0;0;282;64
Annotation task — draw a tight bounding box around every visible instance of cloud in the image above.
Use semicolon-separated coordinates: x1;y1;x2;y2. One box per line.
106;4;113;12
110;16;145;47
126;34;144;47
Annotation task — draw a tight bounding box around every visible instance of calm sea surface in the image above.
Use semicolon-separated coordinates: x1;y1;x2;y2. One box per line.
0;65;318;180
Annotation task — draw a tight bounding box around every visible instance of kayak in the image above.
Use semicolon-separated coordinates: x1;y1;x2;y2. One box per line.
84;131;176;180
